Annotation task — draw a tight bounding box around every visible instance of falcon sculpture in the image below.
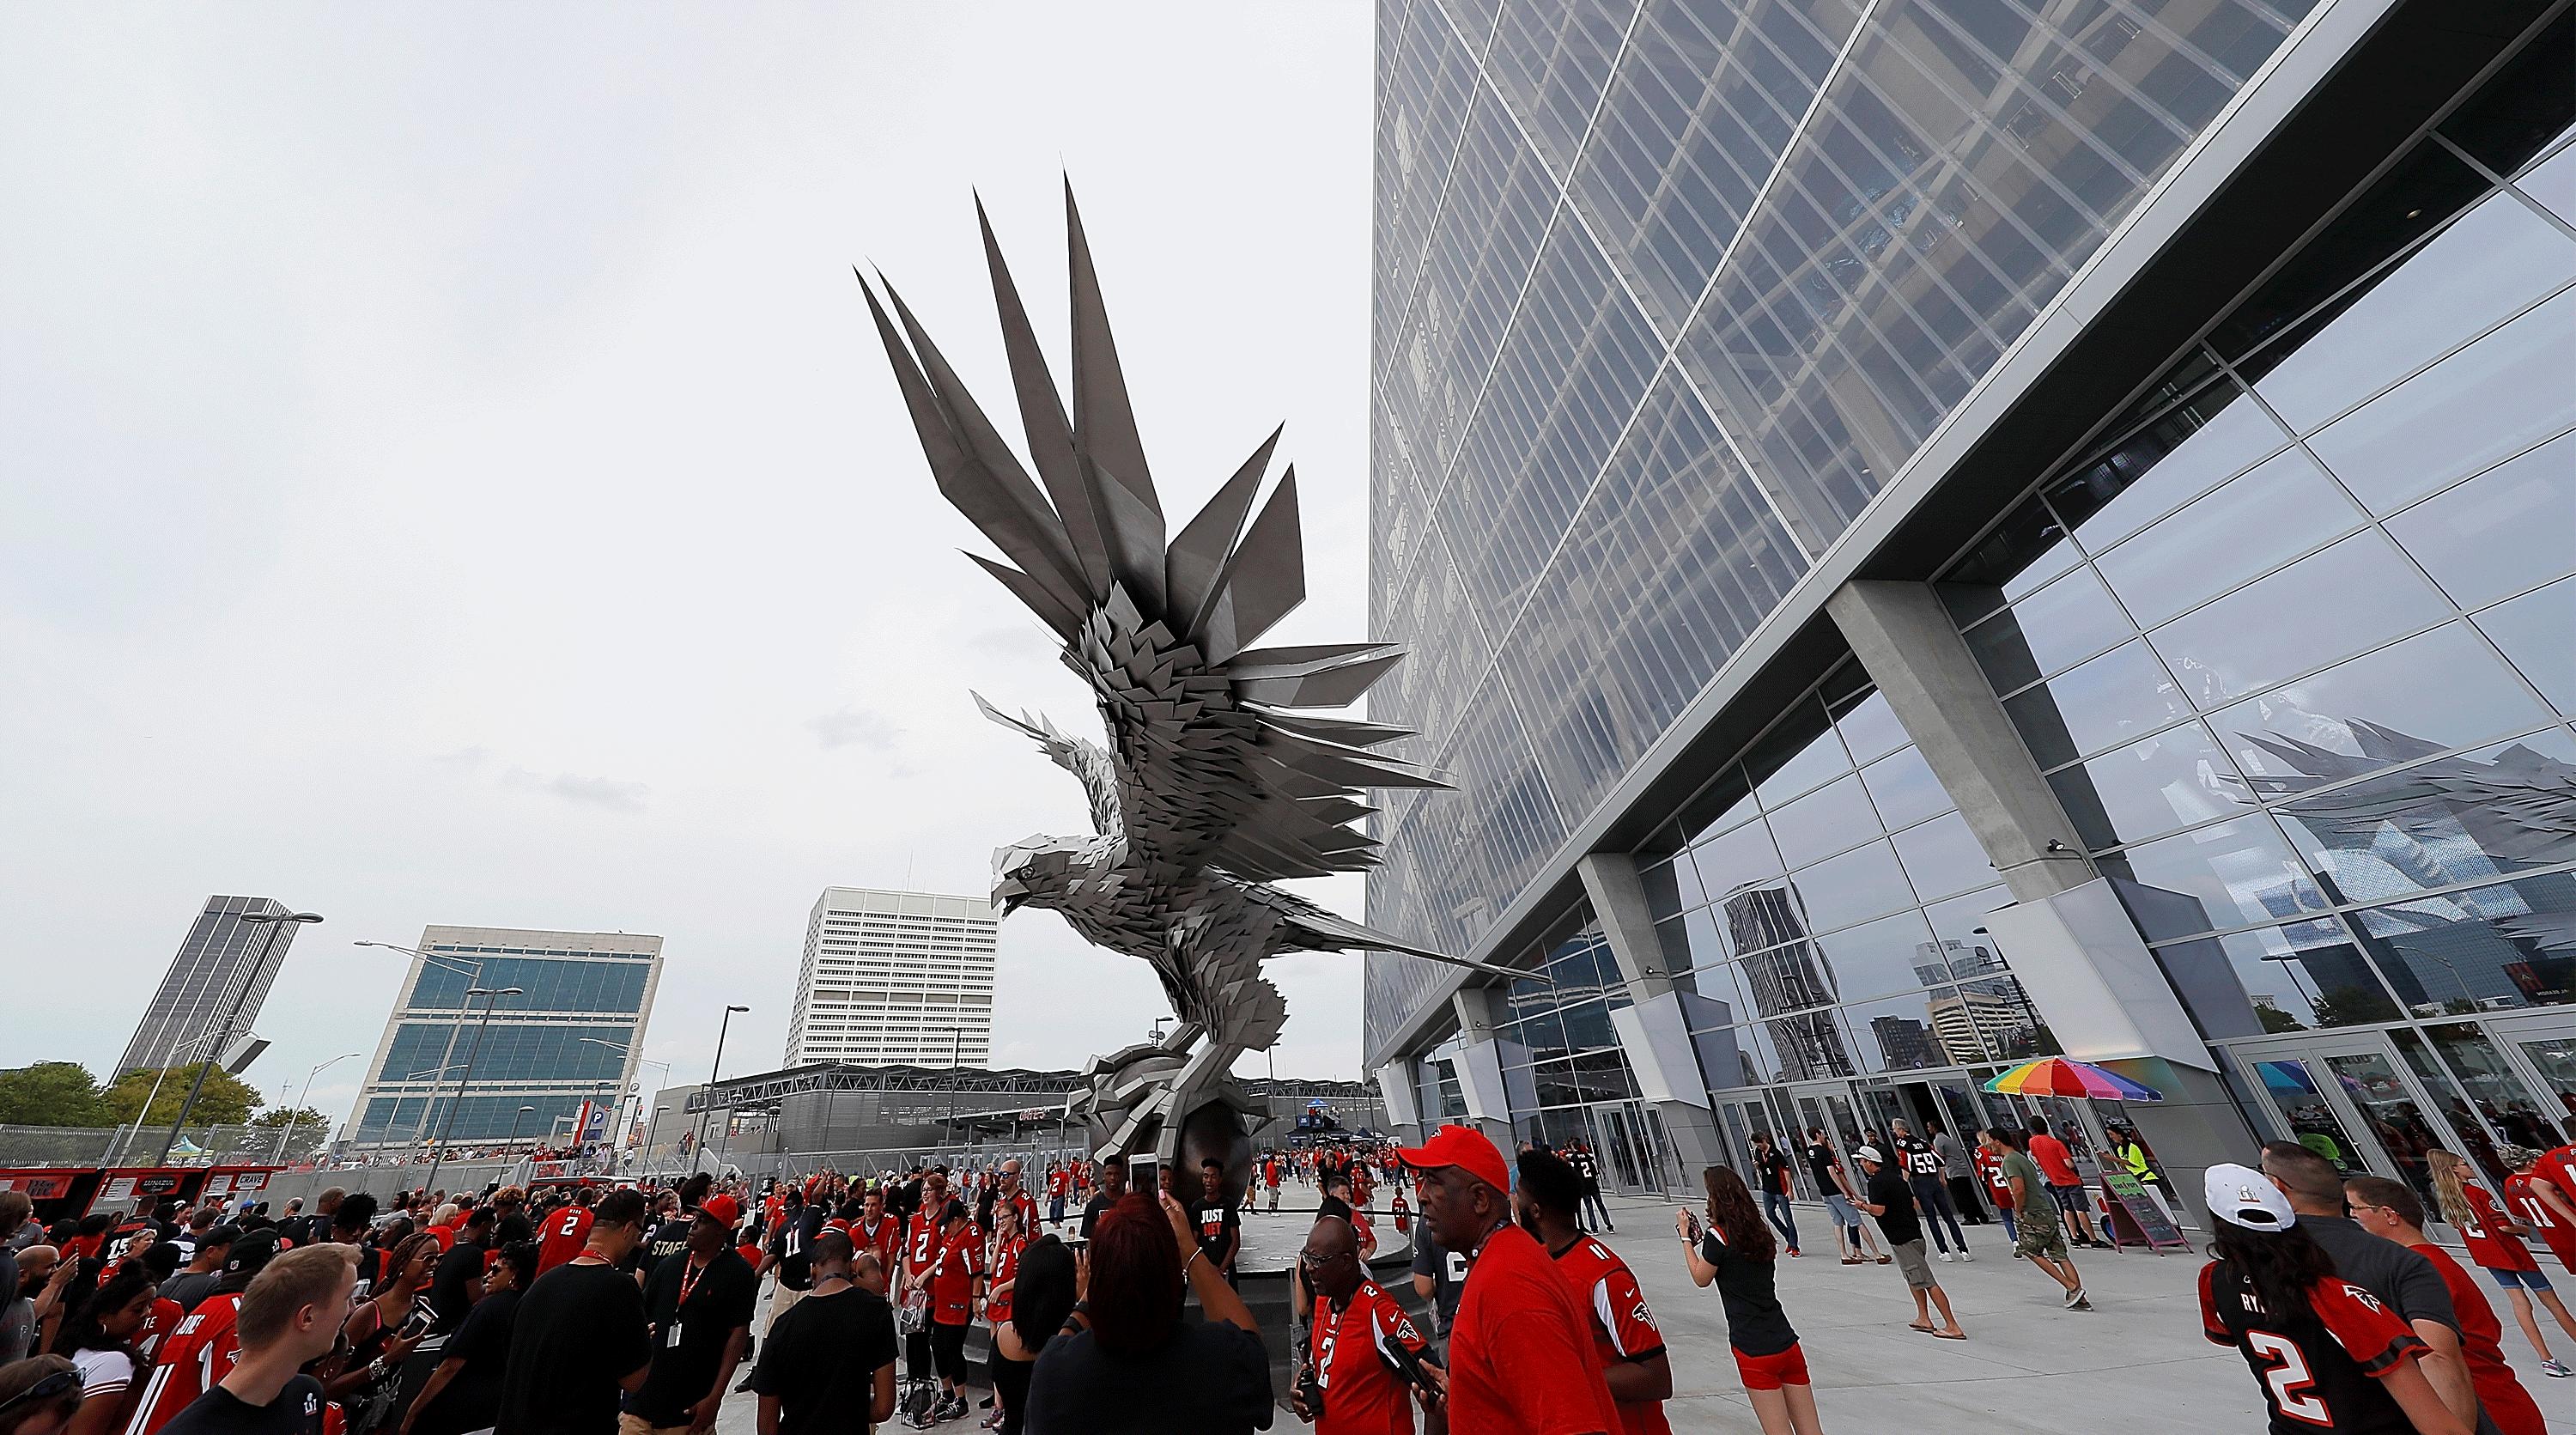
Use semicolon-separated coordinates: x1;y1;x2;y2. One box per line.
859;186;1507;1163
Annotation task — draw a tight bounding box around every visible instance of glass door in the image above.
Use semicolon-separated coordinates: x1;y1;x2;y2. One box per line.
2300;1034;2492;1221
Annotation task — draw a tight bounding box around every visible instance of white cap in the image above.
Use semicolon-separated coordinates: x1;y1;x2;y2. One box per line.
2204;1162;2297;1231
1852;1146;1885;1164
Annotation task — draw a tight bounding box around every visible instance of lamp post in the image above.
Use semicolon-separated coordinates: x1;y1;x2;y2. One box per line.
423;985;523;1193
158;909;321;1166
271;1051;362;1162
695;1006;750;1157
504;1104;536;1150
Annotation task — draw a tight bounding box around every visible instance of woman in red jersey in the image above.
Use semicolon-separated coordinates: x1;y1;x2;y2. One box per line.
1677;1167;1820;1435
2449;1147;2576;1377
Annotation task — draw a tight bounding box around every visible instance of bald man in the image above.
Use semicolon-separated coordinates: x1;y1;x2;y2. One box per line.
1297;1215;1436;1434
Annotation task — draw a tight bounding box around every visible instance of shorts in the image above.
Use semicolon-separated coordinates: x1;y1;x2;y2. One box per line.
932;1319;971;1378
617;1415;689;1435
1890;1238;1937;1290
2491;1267;2556;1292
1731;1341;1810;1391
2046;1183;2090;1215
1825;1194;1862;1227
2015;1220;2069;1262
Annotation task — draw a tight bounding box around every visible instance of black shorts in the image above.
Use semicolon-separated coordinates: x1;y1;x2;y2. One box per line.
932;1320;970;1378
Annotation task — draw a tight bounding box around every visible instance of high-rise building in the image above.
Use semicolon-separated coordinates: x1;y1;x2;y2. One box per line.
784;888;997;1067
1366;0;2576;1212
116;896;307;1078
347;926;663;1151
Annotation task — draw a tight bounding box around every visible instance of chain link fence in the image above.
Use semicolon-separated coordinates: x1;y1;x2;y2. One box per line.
0;1123;331;1168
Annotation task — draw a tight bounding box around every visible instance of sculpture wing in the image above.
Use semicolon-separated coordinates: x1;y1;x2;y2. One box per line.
863;184;1448;883
972;694;1121;836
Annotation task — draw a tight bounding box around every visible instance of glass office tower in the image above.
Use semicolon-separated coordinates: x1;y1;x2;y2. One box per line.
348;926;664;1151
116;895;304;1078
1365;0;2574;1211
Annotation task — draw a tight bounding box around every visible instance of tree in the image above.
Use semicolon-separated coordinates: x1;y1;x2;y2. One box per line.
0;1062;114;1127
104;1064;264;1128
2255;1000;2307;1033
248;1106;329;1131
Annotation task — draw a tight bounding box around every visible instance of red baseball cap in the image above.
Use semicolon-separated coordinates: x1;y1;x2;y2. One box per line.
1394;1125;1510;1194
696;1195;742;1229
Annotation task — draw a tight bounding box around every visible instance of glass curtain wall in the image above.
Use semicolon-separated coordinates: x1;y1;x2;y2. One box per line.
1936;22;2576;1188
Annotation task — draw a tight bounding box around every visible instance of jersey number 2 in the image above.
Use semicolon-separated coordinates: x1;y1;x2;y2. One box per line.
2245;1331;2330;1426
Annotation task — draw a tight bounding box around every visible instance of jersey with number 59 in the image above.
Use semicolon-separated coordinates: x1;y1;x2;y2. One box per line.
2199;1262;2426;1435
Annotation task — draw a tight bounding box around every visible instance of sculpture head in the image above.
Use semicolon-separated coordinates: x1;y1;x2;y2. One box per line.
992;836;1101;916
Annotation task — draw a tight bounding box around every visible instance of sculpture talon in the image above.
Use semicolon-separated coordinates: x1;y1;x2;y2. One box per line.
862;185;1516;1204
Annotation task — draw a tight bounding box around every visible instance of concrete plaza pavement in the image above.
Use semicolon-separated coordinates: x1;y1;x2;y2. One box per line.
711;1188;2576;1432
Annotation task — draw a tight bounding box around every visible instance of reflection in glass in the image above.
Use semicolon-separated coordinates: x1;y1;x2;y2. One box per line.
2269;728;2576;909
2152;919;2398;1032
1835;688;1910;765
1839;991;1971;1074
1965;564;2131;691
1860;745;1951;830
2345;873;2576;1012
2305;288;2576;515
2110;814;2329;940
2251;1058;2370;1175
2475;576;2576;715
2324;1050;2444;1213
2046;379;2291;548
1767;774;1880;871
2251;190;2576;434
2383;430;2576;611
1749;701;1850;806
1936;495;2081;627
2050;720;2249;850
1892;811;1997;902
2512;1037;2576;1136
2149;527;2451;703
2213;623;2556;794
2389;1027;2511;1187
2006;640;2195;769
1790;841;1918;935
2093;447;2360;629
1814;910;1939;1004
2423;1022;2565;1150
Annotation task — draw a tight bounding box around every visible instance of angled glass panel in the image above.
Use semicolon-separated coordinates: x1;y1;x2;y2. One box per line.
1767;774;1881;871
2148;528;2451;703
2475;576;2576;715
1814;909;1941;1004
1964;563;2131;691
1891;810;1997;902
2050;720;2252;850
2306;288;2576;515
2044;379;2291;550
2212;623;2557;796
1695;817;1789;903
2384;430;2576;611
2107;813;2330;942
1788;839;1917;934
1834;688;1911;765
2346;873;2576;1012
2092;447;2360;629
2005;640;2196;769
1859;745;1952;830
1935;495;2082;628
2436;10;2576;178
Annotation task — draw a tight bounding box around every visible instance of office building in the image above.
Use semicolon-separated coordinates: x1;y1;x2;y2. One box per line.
347;926;663;1150
1365;0;2576;1212
783;887;997;1067
116;896;306;1078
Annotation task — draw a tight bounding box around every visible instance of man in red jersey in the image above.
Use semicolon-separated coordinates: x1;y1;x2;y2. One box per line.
989;1159;1040;1239
536;1187;598;1277
849;1187;902;1280
123;1231;283;1435
2348;1176;2549;1433
1513;1151;1672;1435
1295;1213;1437;1435
1400;1125;1619;1435
919;1201;984;1426
2506;1146;2576;1274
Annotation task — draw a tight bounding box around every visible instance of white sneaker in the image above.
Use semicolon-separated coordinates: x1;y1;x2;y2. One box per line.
2063;1286;2087;1309
1957;1248;1975;1262
1938;1250;1953;1262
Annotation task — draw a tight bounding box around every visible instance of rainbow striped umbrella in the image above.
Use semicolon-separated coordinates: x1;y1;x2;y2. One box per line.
1983;1057;2162;1102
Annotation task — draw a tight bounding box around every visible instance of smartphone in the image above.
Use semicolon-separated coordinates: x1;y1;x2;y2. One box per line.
1127;1158;1158;1194
398;1296;437;1340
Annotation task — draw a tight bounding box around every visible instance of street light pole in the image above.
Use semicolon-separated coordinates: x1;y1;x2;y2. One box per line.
271;1051;362;1163
694;1006;750;1158
158;909;320;1166
423;985;523;1194
505;1104;535;1150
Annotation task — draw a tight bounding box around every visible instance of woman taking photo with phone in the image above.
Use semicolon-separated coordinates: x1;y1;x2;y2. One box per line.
327;1231;439;1435
1677;1166;1823;1435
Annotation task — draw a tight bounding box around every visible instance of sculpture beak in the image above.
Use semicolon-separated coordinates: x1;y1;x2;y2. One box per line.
993;879;1027;916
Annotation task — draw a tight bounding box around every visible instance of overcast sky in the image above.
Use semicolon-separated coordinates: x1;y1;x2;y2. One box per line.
0;3;1376;1128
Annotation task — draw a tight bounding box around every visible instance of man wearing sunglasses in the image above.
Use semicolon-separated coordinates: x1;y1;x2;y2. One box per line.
1293;1216;1437;1435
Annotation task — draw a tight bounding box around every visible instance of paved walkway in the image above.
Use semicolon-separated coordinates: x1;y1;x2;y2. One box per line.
712;1188;2576;1432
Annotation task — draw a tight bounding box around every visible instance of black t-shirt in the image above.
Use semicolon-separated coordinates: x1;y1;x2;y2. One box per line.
1802;1144;1840;1195
415;1286;520;1435
428;1237;488;1333
500;1261;653;1435
1021;1320;1273;1434
1317;1195;1352;1225
748;1284;898;1435
639;1216;695;1286
1188;1200;1240;1267
1753;1147;1793;1196
629;1248;759;1426
1864;1167;1921;1246
1409;1232;1465;1325
1078;1194;1121;1242
161;1377;328;1435
1697;1229;1796;1356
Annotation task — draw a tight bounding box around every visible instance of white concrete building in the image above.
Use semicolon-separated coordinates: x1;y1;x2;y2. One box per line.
784;887;996;1067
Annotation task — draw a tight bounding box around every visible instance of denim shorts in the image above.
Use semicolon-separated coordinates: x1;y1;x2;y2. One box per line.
2491;1266;2556;1292
1825;1194;1861;1227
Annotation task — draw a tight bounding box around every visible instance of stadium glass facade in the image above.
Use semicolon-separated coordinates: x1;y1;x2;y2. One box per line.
1365;0;2576;1215
348;926;665;1150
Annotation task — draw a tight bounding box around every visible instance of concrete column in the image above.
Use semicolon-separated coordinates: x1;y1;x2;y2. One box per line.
1449;988;1517;1151
1577;854;1728;1188
1373;1061;1425;1146
1826;579;2255;1217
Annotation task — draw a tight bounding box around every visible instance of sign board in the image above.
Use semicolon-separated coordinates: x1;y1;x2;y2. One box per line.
103;1177;136;1203
137;1176;181;1195
204;1177;233;1199
2099;1169;2191;1254
0;1176;70;1199
231;1171;269;1192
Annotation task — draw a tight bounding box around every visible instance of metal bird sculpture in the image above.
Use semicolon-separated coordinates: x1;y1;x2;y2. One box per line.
860;185;1504;1167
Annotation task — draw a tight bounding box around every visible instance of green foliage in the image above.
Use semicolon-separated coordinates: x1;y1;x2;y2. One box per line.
104;1064;264;1128
0;1061;114;1127
2255;1000;2308;1033
248;1106;330;1131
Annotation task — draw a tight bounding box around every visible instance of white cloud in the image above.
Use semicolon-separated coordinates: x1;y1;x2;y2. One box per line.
807;706;897;751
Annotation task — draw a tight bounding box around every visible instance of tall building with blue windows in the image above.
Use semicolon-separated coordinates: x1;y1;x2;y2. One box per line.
1365;0;2576;1219
347;926;664;1152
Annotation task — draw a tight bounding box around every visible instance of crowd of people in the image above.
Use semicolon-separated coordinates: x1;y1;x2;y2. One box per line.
3;1122;2574;1435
